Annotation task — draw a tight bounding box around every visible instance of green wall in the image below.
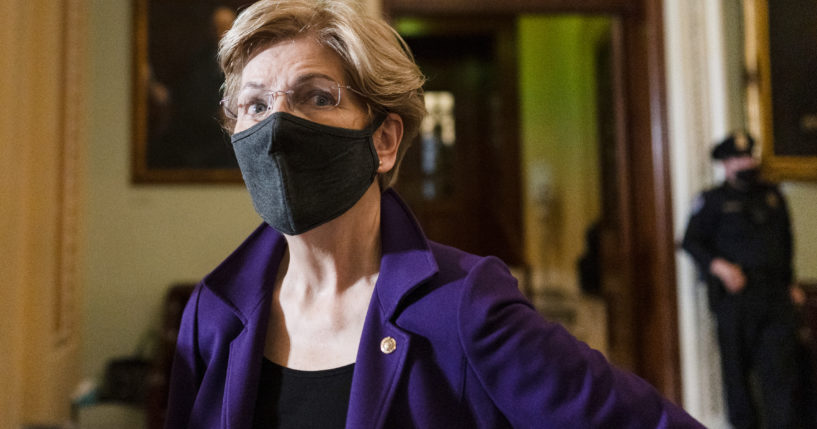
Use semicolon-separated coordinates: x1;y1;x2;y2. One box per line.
517;15;610;292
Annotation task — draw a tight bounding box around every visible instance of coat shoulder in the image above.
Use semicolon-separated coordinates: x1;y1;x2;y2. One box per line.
396;240;523;329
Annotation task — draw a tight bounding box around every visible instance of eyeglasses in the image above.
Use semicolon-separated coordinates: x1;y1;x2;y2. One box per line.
220;76;365;123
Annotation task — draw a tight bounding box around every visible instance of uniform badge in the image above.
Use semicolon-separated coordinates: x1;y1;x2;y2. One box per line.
690;195;705;215
766;191;779;208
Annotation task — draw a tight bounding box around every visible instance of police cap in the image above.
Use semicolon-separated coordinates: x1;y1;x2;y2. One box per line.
711;132;755;160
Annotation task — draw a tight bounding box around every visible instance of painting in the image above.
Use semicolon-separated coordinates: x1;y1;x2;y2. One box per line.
743;0;817;181
132;0;252;183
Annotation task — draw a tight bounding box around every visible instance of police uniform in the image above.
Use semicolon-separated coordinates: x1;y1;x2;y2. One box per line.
682;133;799;429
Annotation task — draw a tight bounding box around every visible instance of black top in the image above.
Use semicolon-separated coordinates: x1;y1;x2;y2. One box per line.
253;358;355;429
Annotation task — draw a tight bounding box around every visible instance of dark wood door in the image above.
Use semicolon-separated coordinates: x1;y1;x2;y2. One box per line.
394;19;523;266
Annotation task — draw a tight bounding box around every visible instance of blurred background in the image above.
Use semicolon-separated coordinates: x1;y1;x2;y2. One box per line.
2;0;816;428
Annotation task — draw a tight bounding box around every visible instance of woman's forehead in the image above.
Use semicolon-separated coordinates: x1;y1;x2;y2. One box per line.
241;36;345;88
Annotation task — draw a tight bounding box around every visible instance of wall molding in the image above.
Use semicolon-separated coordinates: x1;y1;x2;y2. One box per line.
664;0;743;426
0;0;87;425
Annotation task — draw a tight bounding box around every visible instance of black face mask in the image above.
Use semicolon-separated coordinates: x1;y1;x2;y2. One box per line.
735;167;760;188
231;112;384;235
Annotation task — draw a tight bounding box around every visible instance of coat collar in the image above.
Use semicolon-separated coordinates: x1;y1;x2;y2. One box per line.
348;189;439;428
200;188;438;323
200;223;287;324
373;189;439;318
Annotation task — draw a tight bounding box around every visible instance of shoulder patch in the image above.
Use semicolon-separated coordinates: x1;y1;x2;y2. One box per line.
690;194;705;215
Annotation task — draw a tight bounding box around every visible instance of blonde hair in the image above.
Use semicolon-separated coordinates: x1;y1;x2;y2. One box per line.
218;0;426;189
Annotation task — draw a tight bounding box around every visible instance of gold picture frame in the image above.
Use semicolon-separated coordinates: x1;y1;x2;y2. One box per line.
743;0;817;181
132;0;248;183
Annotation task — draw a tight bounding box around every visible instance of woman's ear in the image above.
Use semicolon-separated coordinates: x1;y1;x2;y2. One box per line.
373;113;403;173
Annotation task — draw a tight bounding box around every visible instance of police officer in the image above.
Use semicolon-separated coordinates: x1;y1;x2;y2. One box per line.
682;132;806;429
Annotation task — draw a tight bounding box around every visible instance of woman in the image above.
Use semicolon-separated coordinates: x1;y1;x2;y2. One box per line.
166;0;704;427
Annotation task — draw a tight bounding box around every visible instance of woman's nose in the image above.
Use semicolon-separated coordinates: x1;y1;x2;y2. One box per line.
269;91;291;114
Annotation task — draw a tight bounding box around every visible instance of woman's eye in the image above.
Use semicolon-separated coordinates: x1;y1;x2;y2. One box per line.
247;101;268;115
236;92;269;118
310;91;335;107
295;88;337;109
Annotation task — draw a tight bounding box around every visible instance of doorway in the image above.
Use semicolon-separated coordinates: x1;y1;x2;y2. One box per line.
384;0;681;403
393;18;523;267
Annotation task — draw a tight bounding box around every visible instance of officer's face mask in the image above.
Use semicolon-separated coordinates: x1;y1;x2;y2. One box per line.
231;112;384;235
735;167;761;188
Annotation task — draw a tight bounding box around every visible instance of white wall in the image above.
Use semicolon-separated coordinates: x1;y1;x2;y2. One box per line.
83;0;261;378
665;2;732;425
784;182;817;280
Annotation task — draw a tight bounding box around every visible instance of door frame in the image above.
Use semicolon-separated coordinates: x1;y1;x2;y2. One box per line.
383;0;682;404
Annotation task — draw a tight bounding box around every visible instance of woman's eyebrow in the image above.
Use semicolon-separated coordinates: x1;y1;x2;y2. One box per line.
240;81;267;91
239;73;337;91
291;72;337;85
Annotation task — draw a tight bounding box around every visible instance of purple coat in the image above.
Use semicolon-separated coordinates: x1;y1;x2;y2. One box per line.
166;189;703;428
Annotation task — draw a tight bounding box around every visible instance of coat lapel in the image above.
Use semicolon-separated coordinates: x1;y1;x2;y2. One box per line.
223;314;268;428
202;224;287;429
346;292;412;428
346;190;439;428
